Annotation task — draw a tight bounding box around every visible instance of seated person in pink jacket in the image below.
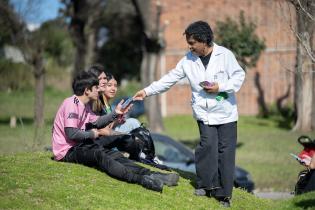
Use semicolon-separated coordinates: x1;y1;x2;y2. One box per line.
51;70;179;192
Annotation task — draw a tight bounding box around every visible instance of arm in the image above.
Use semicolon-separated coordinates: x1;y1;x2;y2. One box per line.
134;61;186;100
65;127;96;143
92;111;118;128
90;100;133;128
218;50;245;93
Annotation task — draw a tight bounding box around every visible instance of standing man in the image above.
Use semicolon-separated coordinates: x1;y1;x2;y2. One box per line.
133;21;245;207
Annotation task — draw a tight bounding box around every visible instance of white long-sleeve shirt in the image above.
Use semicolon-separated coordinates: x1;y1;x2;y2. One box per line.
144;43;245;125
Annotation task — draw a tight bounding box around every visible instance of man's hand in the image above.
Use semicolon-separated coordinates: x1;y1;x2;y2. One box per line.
203;82;219;93
133;89;147;100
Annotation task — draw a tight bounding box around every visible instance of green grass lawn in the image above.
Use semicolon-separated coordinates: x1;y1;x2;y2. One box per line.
1;152;315;209
1;89;315;193
3;152;315;210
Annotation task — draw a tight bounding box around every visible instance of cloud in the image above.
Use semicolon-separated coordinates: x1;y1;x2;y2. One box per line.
27;23;40;31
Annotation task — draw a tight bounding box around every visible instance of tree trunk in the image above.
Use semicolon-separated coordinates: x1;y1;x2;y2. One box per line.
141;51;164;132
292;0;314;132
70;18;87;78
33;49;45;148
132;0;165;132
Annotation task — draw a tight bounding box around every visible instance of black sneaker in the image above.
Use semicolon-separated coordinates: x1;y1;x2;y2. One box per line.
149;172;179;186
141;175;164;192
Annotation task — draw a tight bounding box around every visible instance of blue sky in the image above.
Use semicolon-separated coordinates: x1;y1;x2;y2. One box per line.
10;0;62;25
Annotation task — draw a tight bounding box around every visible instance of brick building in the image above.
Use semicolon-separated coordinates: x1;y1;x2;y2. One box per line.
154;0;296;116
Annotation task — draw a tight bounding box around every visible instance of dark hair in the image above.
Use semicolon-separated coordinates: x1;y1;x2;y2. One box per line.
104;72;115;81
72;71;99;96
86;63;105;78
183;21;213;46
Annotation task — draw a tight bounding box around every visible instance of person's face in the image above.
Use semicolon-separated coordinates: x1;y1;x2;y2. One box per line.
186;36;208;56
98;72;107;92
87;85;99;101
104;78;117;99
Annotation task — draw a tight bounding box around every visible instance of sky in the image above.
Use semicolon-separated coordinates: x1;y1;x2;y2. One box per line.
10;0;62;29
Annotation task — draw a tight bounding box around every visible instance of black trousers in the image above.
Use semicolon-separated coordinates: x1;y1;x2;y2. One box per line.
95;135;141;160
63;141;150;184
195;121;237;198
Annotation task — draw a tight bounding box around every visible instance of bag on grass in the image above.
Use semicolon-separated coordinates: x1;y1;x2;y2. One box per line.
130;125;171;171
295;169;315;195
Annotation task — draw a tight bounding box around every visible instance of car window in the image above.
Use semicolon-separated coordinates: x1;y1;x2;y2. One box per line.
154;140;189;163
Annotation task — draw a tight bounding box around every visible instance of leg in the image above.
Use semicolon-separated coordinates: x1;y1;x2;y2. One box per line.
64;143;140;182
215;121;237;199
195;121;220;189
63;143;163;192
114;118;141;133
97;135;142;161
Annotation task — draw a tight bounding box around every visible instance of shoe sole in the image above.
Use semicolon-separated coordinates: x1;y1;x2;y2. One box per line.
163;173;179;186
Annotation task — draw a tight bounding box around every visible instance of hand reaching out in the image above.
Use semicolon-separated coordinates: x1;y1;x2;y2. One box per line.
114;99;133;115
133;89;147;100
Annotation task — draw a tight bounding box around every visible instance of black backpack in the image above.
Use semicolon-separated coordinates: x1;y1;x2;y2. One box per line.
130;125;170;171
130;125;155;160
295;169;315;195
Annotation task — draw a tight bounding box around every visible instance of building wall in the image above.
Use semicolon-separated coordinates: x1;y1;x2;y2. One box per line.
154;0;296;116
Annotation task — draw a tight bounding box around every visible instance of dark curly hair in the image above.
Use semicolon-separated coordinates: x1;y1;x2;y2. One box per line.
183;21;213;46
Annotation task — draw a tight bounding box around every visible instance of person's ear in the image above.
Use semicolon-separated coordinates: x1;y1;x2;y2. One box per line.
84;87;91;95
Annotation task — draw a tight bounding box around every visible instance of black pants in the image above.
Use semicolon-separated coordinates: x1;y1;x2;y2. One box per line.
195;121;237;198
95;135;141;160
63;141;150;184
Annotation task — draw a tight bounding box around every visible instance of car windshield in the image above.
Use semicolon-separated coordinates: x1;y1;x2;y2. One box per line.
154;140;190;163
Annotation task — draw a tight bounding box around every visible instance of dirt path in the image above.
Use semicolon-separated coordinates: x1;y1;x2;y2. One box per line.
254;192;294;200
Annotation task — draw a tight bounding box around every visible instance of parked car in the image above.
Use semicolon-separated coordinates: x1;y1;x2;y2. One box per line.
151;133;255;193
111;96;145;118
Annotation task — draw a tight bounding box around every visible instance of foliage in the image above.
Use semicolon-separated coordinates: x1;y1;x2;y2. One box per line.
96;0;142;82
0;59;33;91
215;11;266;69
39;19;74;66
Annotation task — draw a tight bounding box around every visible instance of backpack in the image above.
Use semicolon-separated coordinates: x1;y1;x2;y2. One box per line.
130;125;170;171
130;125;155;160
295;169;315;195
294;136;315;195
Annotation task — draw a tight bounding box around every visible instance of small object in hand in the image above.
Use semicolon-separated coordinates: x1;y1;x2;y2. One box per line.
121;98;133;109
199;81;215;88
290;153;304;164
215;92;228;101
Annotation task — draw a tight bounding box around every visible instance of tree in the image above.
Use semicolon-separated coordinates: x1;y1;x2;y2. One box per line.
0;0;45;147
0;1;72;148
215;11;267;116
131;0;166;132
286;0;315;131
61;0;105;78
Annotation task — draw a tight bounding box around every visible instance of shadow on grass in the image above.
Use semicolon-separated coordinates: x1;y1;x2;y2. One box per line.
172;168;197;188
0;117;34;125
294;198;315;209
0;117;55;126
179;139;244;150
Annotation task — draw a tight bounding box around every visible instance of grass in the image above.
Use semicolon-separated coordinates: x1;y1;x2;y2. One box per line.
0;152;298;210
1;88;315;193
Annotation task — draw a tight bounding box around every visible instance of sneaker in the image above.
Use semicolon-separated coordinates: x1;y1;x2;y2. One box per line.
141;175;163;192
149;172;179;186
194;188;206;196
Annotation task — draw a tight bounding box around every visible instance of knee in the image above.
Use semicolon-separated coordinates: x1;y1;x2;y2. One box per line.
125;118;141;129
